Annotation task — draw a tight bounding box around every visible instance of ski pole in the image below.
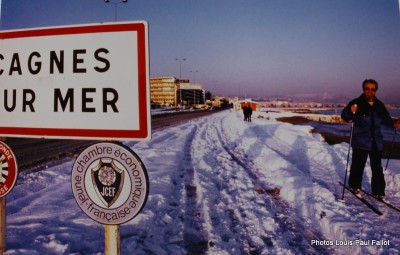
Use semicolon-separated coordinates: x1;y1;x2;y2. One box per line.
384;129;397;171
341;105;356;200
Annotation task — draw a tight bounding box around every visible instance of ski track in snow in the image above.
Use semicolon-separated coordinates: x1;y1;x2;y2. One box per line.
5;110;400;254
190;113;334;254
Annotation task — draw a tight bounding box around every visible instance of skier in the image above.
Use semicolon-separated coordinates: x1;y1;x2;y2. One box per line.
341;79;400;199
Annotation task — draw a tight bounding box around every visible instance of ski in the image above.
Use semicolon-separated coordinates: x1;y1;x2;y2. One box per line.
339;182;383;216
359;189;400;213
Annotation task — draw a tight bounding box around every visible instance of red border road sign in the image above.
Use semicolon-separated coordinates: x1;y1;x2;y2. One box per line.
0;22;151;140
0;141;18;197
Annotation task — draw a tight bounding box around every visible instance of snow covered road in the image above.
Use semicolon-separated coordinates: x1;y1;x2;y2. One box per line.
5;110;400;254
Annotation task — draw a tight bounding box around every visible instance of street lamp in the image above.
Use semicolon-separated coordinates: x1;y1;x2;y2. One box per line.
190;70;198;105
190;70;198;83
104;0;128;22
175;58;186;107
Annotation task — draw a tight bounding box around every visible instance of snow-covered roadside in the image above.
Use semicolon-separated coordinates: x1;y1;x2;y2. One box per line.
223;111;400;255
5;110;400;254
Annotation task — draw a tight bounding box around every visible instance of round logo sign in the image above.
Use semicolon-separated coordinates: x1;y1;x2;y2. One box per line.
0;141;18;198
71;142;149;225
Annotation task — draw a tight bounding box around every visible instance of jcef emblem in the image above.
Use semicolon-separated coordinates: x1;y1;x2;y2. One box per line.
92;159;124;208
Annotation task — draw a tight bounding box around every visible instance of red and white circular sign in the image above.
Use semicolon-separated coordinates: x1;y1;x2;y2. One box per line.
0;141;18;197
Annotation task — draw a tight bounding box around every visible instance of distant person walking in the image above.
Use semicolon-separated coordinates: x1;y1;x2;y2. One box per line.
242;104;248;121
246;103;253;122
242;103;253;122
341;79;400;199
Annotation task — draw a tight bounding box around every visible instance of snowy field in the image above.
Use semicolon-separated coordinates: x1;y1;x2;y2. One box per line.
5;109;400;255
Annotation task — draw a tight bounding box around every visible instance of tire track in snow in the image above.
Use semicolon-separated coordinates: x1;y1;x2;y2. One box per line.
215;115;334;255
127;124;209;255
181;124;210;254
191;118;276;254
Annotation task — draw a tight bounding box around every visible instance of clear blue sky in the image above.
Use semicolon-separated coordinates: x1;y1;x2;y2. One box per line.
1;0;400;103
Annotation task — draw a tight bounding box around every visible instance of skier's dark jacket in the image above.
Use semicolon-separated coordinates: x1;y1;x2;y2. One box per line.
341;94;395;151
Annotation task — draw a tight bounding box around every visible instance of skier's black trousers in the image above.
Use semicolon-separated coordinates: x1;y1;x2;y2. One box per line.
349;142;385;196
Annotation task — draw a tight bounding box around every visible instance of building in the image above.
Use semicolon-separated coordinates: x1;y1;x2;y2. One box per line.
150;77;208;108
150;77;178;107
204;91;212;101
233;99;260;111
211;96;230;108
178;82;205;106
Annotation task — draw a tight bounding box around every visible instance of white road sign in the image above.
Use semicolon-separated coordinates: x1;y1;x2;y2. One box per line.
0;22;151;140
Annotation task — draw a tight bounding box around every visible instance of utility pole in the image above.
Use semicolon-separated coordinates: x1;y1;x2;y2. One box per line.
190;70;198;105
176;58;186;107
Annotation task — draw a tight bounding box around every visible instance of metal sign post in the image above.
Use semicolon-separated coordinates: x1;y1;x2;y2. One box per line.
105;225;120;255
0;137;4;254
0;196;5;255
0;137;4;255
